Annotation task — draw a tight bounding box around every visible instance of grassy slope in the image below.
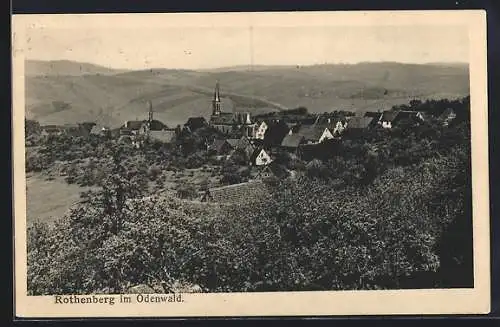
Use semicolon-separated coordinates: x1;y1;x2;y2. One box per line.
26;174;95;225
25;60;469;127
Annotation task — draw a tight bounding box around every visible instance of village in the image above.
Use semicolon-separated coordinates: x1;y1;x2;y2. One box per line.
34;81;460;203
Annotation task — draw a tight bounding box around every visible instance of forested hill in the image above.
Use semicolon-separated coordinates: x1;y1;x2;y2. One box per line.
25;60;469;127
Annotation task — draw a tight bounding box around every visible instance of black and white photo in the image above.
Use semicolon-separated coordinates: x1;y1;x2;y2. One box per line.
12;11;490;317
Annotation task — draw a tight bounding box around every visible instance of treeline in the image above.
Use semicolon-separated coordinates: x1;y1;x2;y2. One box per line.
25;124;229;189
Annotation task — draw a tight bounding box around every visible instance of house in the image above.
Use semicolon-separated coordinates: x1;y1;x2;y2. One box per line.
280;134;306;152
326;119;347;136
58;124;91;137
140;119;169;134
207;139;234;155
253;121;268;140
255;162;290;180
346;116;375;130
122;120;144;133
286;122;301;134
40;125;64;136
226;136;255;160
184;117;208;132
296;125;334;144
364;111;383;122
438;108;457;126
380;110;425;129
90;125;110;137
148;130;177;144
394;110;425;125
262;120;290;146
379;111;400;129
249;148;273;166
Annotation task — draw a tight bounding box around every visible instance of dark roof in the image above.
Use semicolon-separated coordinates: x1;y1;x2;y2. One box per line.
347;116;374;129
297;125;328;141
380;110;400;122
61;124;81;129
280;134;305;148
208;139;233;153
364;111;382;120
148;119;169;131
258;162;290;179
237;136;252;148
120;128;133;135
210;113;236;125
123;120;144;130
149;130;176;143
185;117;207;129
392;111;425;124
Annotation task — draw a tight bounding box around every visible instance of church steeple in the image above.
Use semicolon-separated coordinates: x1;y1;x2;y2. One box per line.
212;80;221;116
147;100;154;122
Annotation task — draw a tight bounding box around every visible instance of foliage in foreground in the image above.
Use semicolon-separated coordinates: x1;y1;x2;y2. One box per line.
27;143;472;294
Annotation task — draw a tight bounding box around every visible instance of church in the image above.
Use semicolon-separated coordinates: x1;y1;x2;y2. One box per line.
209;81;257;137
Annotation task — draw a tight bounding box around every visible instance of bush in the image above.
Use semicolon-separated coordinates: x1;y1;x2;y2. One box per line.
147;166;162;181
176;184;198;200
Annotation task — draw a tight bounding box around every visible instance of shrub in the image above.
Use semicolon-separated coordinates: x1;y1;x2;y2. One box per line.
147;165;162;181
175;184;198;200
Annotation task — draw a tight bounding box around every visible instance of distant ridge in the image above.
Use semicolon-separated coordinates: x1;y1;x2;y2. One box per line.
25;59;470;127
25;60;130;77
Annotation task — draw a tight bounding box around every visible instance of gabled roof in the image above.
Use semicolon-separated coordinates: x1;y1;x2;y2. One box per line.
297;125;329;141
249;148;269;163
380;110;400;122
208;139;233;153
347;116;374;129
392;110;425;124
257;162;290;179
364;111;383;120
438;108;456;119
237;135;252;148
280;134;306;148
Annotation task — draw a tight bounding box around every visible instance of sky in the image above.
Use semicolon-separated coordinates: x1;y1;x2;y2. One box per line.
24;22;469;70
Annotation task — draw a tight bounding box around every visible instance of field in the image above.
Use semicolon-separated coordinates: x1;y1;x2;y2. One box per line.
25;60;470;128
26;173;95;225
26;165;224;225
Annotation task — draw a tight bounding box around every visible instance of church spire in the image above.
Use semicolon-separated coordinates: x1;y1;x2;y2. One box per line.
147;100;153;122
212;80;221;116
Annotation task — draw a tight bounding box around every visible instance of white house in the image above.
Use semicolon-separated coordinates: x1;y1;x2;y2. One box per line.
330;120;347;136
253;121;268;140
250;148;273;166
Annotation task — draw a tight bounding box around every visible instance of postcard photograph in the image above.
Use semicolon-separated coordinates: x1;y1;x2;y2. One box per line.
12;11;490;317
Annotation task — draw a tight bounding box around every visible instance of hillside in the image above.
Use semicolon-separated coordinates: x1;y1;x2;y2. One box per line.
25;60;129;77
25;60;470;127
